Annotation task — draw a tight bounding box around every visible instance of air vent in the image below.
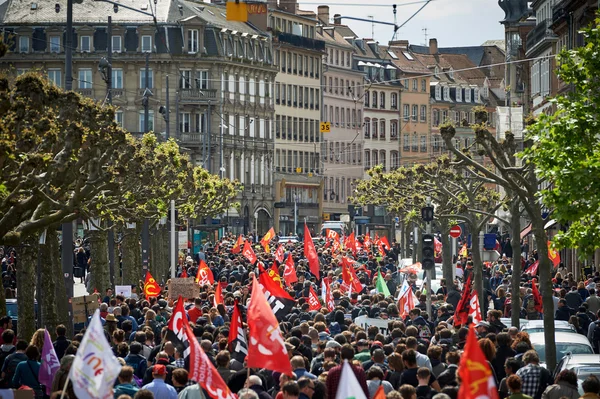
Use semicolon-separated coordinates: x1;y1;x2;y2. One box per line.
30;2;38;10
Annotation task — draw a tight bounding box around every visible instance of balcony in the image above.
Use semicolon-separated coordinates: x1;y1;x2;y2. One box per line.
277;33;326;52
180;133;203;143
526;19;558;55
179;88;217;103
76;88;93;97
552;1;568;27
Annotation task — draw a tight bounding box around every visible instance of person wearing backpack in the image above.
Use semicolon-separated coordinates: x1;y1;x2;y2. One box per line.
586;309;600;353
124;342;148;380
0;339;26;388
0;329;16;370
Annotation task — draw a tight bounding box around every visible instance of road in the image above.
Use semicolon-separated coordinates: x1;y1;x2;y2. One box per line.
73;281;88;297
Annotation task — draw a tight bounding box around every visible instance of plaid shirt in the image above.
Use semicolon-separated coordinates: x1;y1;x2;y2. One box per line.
516;364;542;398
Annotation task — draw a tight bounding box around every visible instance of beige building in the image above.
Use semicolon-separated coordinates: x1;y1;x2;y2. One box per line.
267;0;325;235
316;6;365;221
0;0;278;235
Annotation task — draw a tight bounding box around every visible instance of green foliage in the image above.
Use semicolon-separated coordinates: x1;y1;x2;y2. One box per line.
523;17;600;257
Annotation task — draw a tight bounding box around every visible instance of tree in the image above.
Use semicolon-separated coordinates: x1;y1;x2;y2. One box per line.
524;18;600;257
440;114;558;370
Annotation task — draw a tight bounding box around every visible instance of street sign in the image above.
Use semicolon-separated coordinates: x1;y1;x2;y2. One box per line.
274;202;285;208
320;122;331;133
449;225;462;238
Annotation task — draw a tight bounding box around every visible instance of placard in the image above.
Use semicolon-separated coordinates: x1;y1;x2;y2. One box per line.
354;315;391;336
168;277;199;300
71;294;100;324
115;285;132;298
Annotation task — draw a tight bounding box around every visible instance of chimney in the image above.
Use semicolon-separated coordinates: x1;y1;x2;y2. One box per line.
333;13;342;25
389;40;409;49
429;38;438;55
281;0;297;14
267;0;277;9
317;5;329;25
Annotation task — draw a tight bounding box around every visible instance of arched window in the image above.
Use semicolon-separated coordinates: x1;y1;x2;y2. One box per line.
364;118;371;138
372;91;378;108
372;118;378;139
372;150;378;166
364;150;371;168
391;151;399;169
391;93;398;109
380;151;386;170
380;92;385;109
379;119;386;140
432;109;440;126
364;90;370;107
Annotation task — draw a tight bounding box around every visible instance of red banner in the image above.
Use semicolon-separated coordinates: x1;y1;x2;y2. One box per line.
307;286;321;311
196;260;214;286
243;241;257;264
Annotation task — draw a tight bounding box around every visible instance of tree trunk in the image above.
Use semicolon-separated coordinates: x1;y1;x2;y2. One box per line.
156;226;170;284
17;235;37;341
0;259;6;317
532;216;557;370
510;198;522;328
439;221;455;290
88;229;111;294
470;228;485;313
40;229;59;339
121;223;142;287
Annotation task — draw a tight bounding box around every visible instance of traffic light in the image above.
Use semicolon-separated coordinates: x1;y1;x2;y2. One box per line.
421;206;434;222
422;234;435;271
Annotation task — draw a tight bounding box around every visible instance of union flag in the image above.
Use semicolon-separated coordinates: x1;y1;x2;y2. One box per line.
548;240;561;267
458;325;499;399
232;235;244;254
260;228;275;253
143;271;161;298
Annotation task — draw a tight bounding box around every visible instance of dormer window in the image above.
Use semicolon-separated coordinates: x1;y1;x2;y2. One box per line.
449;68;454;79
435;85;441;101
465;88;471;102
456;87;462;102
434;66;439;78
474;88;480;103
443;86;450;101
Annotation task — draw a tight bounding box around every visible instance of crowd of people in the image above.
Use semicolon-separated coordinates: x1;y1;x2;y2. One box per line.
1;231;600;399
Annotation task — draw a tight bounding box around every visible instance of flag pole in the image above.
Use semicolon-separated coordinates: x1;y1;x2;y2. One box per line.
59;375;71;399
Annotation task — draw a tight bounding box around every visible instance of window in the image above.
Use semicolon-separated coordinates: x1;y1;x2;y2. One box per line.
420;105;426;122
372;91;377;108
78;69;92;89
456;87;462;102
403;79;409;90
449;68;454;79
474;88;480;103
442;110;448;122
364;91;370;107
465;87;472;102
443;86;450;101
380;92;385;109
112;68;123;89
141;35;152;52
421;79;426;92
364;118;370;138
48;68;61;87
412;79;418;91
139;110;154;132
434;66;439;78
79;36;91;52
180;70;192;89
112;36;122;53
16;68;29;76
433;135;440;150
412;133;418;152
372;119;378;139
179;112;191;133
50;36;60;53
420;136;427;152
140;69;154;89
114;111;123;126
391;151;399;169
379;120;385;139
390;120;398;139
403;104;409;121
195;70;208;89
412;105;418;121
435;85;441;101
432;109;440;127
19;36;29;53
391;93;398;109
403;134;410;151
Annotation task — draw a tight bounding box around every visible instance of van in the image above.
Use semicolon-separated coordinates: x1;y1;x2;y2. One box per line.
320;221;348;237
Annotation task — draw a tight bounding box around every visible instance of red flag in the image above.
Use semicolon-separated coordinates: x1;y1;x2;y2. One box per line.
345;232;356;254
213;282;224;307
242;241;257;264
434;237;442;256
379;236;390;251
341;257;362;294
261;228;276;252
531;280;543;313
232;235;244;254
167;295;186;334
261;262;284;287
247;276;293;376
196;260;214;286
399;287;417;318
399;262;422;275
332;239;340;254
303;224;320;278
322;279;335;312
184;318;236;399
283;254;298;287
525;260;539;276
181;268;188;278
455;274;473;327
307;286;321;311
227;300;248;363
143;271;161;298
469;290;482;324
326;229;339;241
274;245;285;264
548;240;561;267
458;325;499;399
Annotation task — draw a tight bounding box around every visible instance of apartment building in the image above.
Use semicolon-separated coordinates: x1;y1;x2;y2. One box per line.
316;6;365;222
268;0;326;235
0;0;278;235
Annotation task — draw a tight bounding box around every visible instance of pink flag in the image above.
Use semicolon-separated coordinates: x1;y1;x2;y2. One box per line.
39;329;60;395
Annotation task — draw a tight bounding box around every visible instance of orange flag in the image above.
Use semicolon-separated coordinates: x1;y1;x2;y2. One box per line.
458;325;499;399
196;260;214;286
213;282;224;307
232;235;244;254
548;240;561;267
143;271;161;298
260;228;275;253
303;224;320;278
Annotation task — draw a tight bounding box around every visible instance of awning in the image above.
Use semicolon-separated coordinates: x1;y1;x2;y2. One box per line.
544;219;557;229
520;223;532;239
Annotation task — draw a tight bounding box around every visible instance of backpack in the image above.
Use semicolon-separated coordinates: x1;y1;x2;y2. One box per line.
415;322;432;343
0;350;19;388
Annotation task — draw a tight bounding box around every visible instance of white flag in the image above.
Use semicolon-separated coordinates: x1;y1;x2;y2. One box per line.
69;309;122;399
396;280;410;302
321;279;327;303
335;360;367;399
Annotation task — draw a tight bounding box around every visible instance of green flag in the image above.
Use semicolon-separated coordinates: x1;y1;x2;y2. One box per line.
376;270;391;297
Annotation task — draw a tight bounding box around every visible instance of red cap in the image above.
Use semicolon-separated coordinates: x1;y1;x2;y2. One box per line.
371;340;383;348
153;364;167;376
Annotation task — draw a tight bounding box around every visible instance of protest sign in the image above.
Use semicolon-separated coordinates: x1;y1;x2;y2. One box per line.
353;315;391;336
169;277;200;299
71;294;100;324
115;285;132;298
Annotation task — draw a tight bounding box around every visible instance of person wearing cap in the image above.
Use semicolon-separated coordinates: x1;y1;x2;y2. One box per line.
353;339;371;363
475;321;490;338
142;364;178;399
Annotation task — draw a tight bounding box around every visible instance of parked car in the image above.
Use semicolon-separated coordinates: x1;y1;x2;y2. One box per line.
528;332;594;368
520;320;577;334
278;236;299;244
6;299;38;337
500;318;528;329
553;353;600;395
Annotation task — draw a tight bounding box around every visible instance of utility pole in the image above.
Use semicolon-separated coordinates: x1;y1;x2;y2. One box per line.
106;16;112;104
170;200;176;278
144;53;150;133
165;75;170;139
424;197;433;319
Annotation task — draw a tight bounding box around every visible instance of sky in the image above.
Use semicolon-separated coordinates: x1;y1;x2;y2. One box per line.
298;0;506;48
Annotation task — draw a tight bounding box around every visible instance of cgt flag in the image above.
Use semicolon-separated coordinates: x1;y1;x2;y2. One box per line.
232;235;244;254
259;266;296;321
261;227;276;253
143;271;161;298
196;260;214;286
548;240;561;267
468;290;482;325
531;279;543;313
283;254;298;287
274;244;285;264
242;241;257;264
166;297;191;362
213;282;224;307
227;300;248;363
458;325;499;399
247;276;293;376
322;279;335;312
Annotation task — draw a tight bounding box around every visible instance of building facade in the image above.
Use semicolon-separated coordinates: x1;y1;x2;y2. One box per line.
268;1;325;236
0;0;278;235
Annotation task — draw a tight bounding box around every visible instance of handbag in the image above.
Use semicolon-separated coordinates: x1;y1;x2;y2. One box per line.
26;361;49;399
